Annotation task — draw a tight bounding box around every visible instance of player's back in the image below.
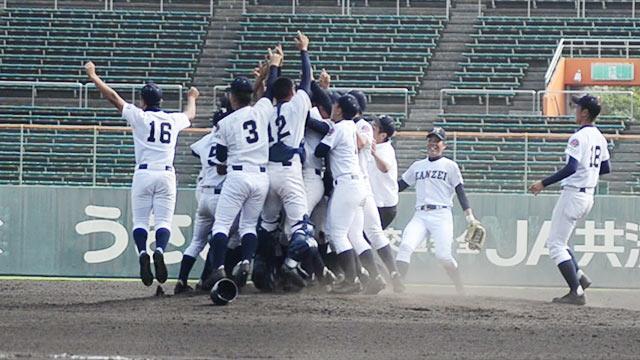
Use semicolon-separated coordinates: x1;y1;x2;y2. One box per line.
191;132;225;187
327;120;361;178
123;103;190;168
270;90;311;149
355;118;374;175
304;108;328;170
562;125;610;189
217;99;272;167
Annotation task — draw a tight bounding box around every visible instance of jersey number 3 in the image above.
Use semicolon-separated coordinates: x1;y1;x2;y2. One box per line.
589;145;601;168
147;121;171;144
243;120;259;144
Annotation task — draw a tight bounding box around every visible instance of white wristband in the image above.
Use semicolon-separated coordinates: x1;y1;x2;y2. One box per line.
466;213;477;224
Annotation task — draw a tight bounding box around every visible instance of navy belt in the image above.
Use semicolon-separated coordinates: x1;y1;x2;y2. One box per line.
418;204;449;211
333;174;359;185
231;165;266;172
561;186;587;193
138;164;172;171
201;186;222;194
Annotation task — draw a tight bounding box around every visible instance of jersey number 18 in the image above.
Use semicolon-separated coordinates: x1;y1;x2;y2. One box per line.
589;145;601;168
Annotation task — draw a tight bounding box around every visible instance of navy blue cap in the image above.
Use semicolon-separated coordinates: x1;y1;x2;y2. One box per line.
348;90;367;113
141;82;162;106
226;77;253;94
338;94;360;120
571;94;601;119
427;127;446;141
375;115;396;138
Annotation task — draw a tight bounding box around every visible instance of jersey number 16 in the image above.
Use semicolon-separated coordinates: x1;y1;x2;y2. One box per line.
147;121;171;144
589;145;601;168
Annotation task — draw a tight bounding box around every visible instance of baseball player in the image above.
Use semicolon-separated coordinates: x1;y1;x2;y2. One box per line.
347;90;403;293
529;94;610;306
84;61;199;287
368;115;399;230
314;93;375;294
396;127;479;294
202;48;281;290
257;32;322;287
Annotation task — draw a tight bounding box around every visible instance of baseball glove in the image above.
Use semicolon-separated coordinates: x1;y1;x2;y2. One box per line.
465;221;486;251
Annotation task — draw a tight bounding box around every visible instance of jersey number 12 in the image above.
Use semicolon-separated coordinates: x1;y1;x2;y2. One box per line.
147;121;171;144
589;145;601;168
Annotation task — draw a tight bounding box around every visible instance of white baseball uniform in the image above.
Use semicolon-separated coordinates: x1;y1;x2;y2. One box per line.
321;120;371;255
303;107;328;214
123;103;190;232
396;156;464;267
546;125;609;265
354;118;390;250
211;98;272;237
261;90;311;234
183;132;226;259
368;141;399;208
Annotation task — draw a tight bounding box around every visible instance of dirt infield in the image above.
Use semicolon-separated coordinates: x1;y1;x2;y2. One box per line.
1;279;640;359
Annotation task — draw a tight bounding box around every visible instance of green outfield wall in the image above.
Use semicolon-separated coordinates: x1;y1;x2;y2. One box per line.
0;186;638;287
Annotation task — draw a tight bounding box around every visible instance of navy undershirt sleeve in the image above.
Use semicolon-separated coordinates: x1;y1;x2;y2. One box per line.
398;179;409;192
599;159;611;175
215;144;228;163
299;50;311;95
455;184;470;211
542;156;578;187
315;143;330;158
264;65;279;101
306;115;330;136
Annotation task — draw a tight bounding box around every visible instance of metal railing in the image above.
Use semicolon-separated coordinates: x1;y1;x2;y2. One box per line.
244;0;450;17
0;81;84;108
0;81;185;110
439;89;537;114
212;85;410;120
483;0;637;18
3;0;215;15
545;38;640;86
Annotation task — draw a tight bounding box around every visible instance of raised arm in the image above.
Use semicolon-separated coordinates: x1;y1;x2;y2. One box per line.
263;45;283;101
84;61;127;114
183;87;200;121
295;31;311;95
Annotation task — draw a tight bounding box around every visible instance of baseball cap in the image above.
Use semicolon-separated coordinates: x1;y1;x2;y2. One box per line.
348;90;367;113
375;115;396;138
141;82;163;106
338;94;361;120
226;76;253;94
571;94;601;119
427;127;446;141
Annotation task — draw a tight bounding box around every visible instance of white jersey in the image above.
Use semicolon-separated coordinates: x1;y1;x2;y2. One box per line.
320;119;362;179
270;90;311;149
354;117;374;178
561;125;610;189
190;132;226;188
368;141;399;207
122;103;190;168
304;107;327;170
401;157;463;208
215;98;273;167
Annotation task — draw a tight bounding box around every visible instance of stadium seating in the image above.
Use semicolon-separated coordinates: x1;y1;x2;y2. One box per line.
0;8;208;85
454;16;640;96
228;13;446;95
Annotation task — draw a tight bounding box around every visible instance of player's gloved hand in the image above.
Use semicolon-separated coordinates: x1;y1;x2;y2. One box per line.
464;211;486;251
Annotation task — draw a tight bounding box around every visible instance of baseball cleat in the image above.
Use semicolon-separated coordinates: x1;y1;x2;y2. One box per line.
579;273;592;290
320;267;337;286
153;251;168;284
281;263;307;288
390;271;405;293
358;267;370;286
174;280;194;296
330;279;362;295
363;274;386;295
139;253;154;287
552;292;586;306
202;267;226;292
232;260;251;288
